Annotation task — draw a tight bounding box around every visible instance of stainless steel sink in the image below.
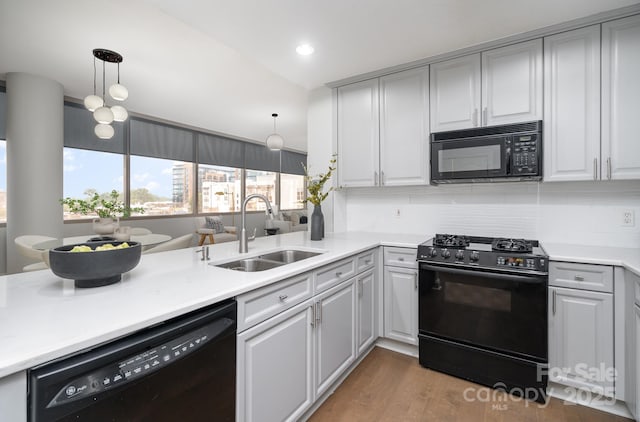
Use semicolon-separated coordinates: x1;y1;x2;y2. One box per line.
258;250;322;264
215;258;284;272
213;249;323;272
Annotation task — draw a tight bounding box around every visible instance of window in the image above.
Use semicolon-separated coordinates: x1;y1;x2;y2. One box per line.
280;173;305;210
198;164;241;213
245;169;276;211
0;141;5;223
130;156;193;216
62;148;124;220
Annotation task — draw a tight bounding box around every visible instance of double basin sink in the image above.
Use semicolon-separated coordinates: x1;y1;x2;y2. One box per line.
213;249;323;272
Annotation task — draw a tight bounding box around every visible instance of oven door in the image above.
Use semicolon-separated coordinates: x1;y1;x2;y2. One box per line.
431;136;509;182
418;262;547;361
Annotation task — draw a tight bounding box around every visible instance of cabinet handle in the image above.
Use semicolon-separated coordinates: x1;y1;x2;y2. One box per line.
607;157;612;180
593;158;598;180
374;171;378;186
278;294;288;302
482;107;487;126
311;304;316;326
574;275;584;282
365;260;372;265
473;108;478;127
317;302;322;323
381;171;385;185
414;274;418;290
397;257;405;261
359;280;363;298
552;290;556;316
336;271;343;277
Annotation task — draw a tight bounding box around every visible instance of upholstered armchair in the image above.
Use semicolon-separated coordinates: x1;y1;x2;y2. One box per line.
194;216;237;245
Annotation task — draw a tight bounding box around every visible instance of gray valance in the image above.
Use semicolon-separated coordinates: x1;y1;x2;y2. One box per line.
244;143;281;172
64;103;125;154
197;133;245;168
281;151;307;176
130;118;194;162
0;90;6;140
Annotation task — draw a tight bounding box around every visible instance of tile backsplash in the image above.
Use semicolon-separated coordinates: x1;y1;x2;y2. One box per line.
341;180;640;248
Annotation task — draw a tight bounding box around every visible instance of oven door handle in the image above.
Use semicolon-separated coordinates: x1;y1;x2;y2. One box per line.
419;263;547;284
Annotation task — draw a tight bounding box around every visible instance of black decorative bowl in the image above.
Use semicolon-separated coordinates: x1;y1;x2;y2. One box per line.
49;241;142;288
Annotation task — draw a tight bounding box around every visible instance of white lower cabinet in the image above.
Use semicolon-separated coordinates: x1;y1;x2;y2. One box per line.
383;266;418;345
237;300;314;422
549;286;614;395
315;279;357;397
357;269;376;355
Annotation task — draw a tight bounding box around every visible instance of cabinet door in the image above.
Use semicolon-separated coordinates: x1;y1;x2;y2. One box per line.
635;305;640;420
315;280;356;397
482;39;543;126
549;287;614;395
379;67;430;186
602;14;640;180
430;54;481;132
237;300;314;422
337;79;380;187
384;266;418;345
357;269;376;355
543;26;601;182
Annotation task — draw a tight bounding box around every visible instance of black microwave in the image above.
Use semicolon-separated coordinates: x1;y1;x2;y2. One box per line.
430;121;542;184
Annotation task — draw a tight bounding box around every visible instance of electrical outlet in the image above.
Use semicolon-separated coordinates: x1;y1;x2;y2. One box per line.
395;208;401;218
622;210;635;227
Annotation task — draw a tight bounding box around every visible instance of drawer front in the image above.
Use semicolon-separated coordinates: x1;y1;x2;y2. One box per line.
357;249;377;273
237;273;313;332
383;247;417;269
315;257;356;293
549;261;613;293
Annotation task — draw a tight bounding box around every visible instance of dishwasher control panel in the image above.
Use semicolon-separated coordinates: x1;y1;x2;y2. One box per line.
46;319;231;408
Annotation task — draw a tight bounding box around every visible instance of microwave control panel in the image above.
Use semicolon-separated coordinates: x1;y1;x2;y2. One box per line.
511;134;539;175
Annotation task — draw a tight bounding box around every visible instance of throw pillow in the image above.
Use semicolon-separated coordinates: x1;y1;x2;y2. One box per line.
282;212;291;222
299;216;308;224
290;211;301;226
205;216;225;234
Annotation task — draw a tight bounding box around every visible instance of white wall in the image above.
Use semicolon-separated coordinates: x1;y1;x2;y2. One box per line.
342;181;640;248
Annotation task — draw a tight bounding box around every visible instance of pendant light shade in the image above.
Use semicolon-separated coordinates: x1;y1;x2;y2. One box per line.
83;95;104;112
95;123;115;139
266;113;284;151
85;48;128;138
109;83;129;101
93;106;114;124
111;105;128;122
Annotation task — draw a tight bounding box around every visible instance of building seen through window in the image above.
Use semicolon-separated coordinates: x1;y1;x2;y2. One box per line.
198;164;241;213
245;170;276;211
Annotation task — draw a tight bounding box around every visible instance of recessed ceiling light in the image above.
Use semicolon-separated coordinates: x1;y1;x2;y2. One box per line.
296;44;314;56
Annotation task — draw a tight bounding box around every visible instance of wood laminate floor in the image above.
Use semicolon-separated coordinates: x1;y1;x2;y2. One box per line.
309;347;631;422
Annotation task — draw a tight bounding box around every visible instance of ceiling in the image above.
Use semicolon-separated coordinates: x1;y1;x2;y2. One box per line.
1;0;638;152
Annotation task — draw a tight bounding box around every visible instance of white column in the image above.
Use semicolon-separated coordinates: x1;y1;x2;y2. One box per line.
6;73;64;274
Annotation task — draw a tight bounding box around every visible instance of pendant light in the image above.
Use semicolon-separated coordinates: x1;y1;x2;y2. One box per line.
265;113;284;151
84;49;129;139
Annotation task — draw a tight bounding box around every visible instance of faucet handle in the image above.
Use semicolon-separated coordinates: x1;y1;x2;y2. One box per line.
248;227;257;241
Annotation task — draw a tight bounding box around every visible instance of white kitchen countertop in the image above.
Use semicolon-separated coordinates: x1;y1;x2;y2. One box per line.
543;242;640;276
0;231;427;379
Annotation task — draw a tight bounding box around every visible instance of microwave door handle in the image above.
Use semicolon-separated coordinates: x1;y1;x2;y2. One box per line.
506;146;512;175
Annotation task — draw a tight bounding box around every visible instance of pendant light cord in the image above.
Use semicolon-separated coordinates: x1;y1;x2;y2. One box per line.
93;56;97;95
102;59;106;102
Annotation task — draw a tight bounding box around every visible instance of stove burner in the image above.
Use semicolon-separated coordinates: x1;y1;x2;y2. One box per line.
433;234;470;248
492;238;533;253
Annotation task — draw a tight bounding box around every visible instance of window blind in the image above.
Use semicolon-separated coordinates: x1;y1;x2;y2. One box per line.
64;103;125;154
197;133;245;168
281;151;307;176
244;143;281;172
130;118;194;162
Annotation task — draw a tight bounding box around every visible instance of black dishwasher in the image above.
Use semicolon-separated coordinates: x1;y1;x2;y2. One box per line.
28;299;236;422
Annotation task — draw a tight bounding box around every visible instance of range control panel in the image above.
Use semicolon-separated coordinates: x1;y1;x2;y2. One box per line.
417;247;548;274
46;322;225;409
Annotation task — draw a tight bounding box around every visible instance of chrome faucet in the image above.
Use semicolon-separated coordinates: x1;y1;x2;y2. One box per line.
239;194;274;253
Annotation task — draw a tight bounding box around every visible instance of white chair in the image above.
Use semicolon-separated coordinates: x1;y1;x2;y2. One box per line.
142;234;194;254
194;217;237;246
130;227;152;235
14;235;57;272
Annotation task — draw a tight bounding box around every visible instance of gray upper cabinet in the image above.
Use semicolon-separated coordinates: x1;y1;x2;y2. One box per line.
543;25;601;182
481;39;543;126
337;67;430;188
379;67;430;186
429;54;481;132
337;79;380;188
602;14;640;180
